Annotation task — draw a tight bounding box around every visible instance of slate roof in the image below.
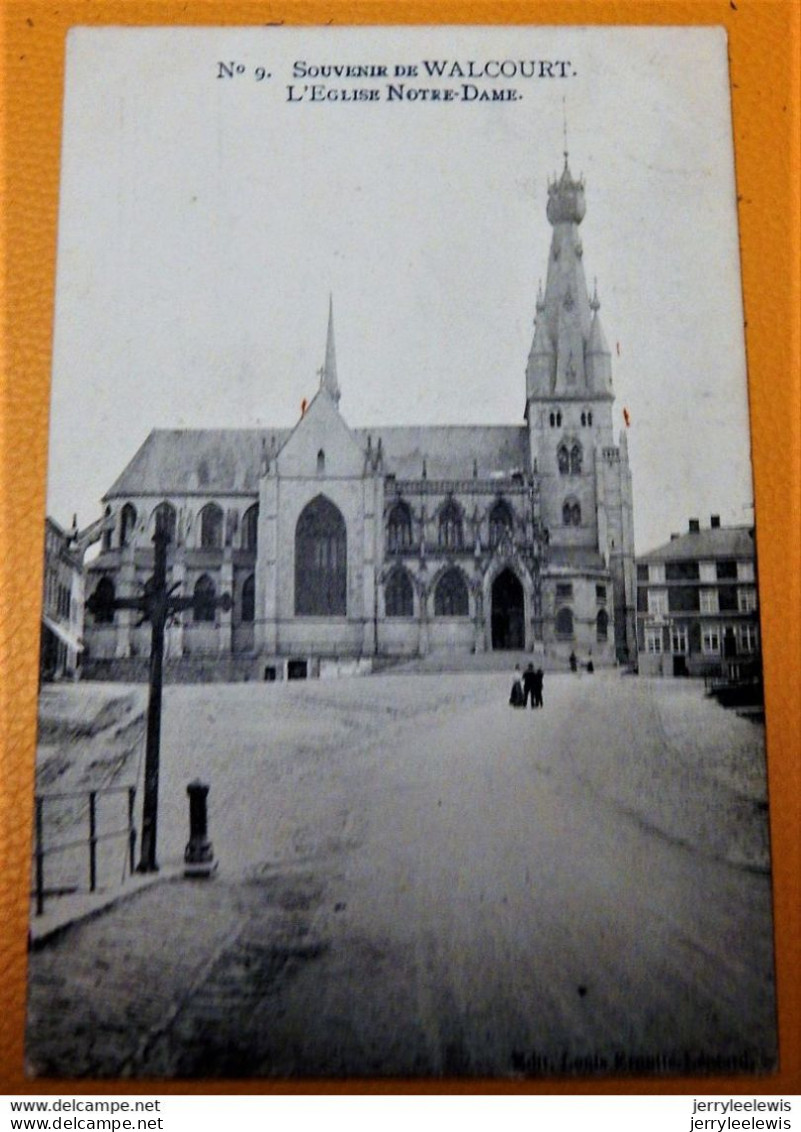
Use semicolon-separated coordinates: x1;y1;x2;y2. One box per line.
357;426;529;481
104;430;290;498
638;526;755;562
105;424;531;498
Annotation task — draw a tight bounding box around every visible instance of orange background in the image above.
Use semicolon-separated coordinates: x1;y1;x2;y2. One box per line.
1;0;799;1095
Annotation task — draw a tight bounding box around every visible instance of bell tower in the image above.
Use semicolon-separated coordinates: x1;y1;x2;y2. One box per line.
525;155;617;551
524;153;635;660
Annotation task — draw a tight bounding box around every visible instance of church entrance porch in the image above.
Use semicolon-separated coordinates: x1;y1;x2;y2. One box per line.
490;569;525;651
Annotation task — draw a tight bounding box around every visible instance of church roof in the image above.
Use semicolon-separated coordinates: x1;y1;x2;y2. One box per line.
357;426;529;480
105;424;530;498
104;429;291;498
638;526;755;562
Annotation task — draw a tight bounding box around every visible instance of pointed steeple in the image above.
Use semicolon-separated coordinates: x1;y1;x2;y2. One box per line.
525;153;613;403
526;282;555;399
320;295;341;407
586;280;613;392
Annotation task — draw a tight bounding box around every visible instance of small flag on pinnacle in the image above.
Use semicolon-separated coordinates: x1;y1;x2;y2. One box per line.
623;407;631;427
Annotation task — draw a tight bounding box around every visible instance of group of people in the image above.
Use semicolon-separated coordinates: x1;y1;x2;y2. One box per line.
510;663;544;709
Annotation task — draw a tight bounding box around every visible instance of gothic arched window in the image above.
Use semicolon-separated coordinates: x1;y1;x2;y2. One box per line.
434;568;469;617
242;504;258;552
385;568;413;617
557;445;570;475
581;412;586;427
199;503;223;549
489;500;514;548
555;607;574;637
549;412;555;428
241;574;255;623
387;501;413;552
596;609;609;642
438;500;463;551
90;576;115;623
152;502;177;544
562;499;581;526
587;411;593;426
556;411;562;427
102;505;113;552
570;444;583;475
120;503;137;547
317;449;325;475
193;574;216;622
295;496;347;616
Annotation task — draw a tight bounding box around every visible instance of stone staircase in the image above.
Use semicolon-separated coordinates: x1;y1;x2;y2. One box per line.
82;649;616;683
383;649;574;676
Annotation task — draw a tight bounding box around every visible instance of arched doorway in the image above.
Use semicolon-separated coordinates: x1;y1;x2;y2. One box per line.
491;569;525;650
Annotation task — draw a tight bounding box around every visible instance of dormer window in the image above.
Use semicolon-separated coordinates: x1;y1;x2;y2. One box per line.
489;499;514;548
438;500;464;551
199;503;223;549
120;503;137;548
387;501;413;552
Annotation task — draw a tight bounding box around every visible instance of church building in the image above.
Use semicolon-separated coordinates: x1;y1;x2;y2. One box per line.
82;155;636;679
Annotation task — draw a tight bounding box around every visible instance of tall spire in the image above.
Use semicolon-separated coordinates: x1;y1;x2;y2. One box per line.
320;294;341;406
525;147;615;402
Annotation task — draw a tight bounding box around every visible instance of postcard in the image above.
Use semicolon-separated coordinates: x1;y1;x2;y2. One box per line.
25;24;776;1079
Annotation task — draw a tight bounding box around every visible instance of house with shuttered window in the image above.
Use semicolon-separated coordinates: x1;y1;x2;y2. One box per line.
636;517;759;678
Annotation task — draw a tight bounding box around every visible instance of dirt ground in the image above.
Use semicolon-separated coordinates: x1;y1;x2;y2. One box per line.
26;671;777;1079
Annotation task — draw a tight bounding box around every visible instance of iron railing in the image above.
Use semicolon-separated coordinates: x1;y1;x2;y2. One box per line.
31;785;137;916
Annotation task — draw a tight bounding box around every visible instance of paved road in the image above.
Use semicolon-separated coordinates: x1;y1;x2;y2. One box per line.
26;673;776;1079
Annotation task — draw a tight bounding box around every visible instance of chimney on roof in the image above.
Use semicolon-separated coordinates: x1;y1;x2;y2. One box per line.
670;533;680;541
689;518;700;533
710;515;721;529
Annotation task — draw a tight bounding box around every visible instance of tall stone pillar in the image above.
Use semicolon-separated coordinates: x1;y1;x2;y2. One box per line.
256;472;279;655
219;550;233;654
114;544;135;658
361;476;382;656
417;576;430;656
472;573;485;653
169;554;186;658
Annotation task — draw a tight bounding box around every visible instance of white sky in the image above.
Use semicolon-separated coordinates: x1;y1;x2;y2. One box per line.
47;25;755;554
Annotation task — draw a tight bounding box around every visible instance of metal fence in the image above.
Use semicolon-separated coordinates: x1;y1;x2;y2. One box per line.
31;785;137;916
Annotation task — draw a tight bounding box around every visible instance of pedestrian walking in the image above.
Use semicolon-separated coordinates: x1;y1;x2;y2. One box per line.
522;662;537;709
533;667;544;708
509;664;524;708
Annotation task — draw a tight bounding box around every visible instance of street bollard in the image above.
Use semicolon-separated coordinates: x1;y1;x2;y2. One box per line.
184;780;217;878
